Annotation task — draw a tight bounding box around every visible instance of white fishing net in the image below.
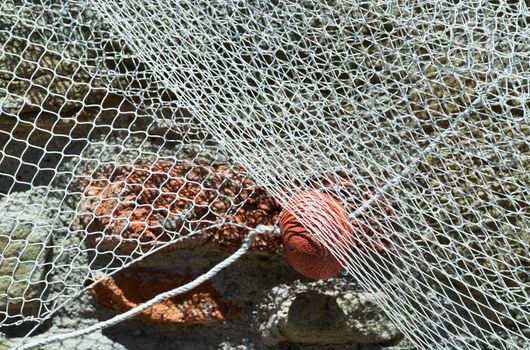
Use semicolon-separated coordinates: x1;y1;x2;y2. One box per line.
0;0;528;349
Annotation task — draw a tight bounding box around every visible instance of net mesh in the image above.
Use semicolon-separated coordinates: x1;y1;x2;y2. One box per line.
0;0;529;349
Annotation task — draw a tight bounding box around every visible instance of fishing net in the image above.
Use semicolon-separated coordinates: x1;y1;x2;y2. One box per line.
0;0;528;349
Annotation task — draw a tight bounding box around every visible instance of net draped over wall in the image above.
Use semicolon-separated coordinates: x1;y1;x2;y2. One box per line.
0;1;529;349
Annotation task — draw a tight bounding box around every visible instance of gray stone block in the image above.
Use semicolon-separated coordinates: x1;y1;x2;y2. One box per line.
0;190;60;324
256;279;402;347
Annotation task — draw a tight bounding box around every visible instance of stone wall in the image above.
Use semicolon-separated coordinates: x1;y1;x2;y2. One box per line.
0;4;409;348
3;2;527;349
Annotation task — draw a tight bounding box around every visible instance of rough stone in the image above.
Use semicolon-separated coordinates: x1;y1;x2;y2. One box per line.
256;279;403;347
0;2;158;196
0;190;58;324
77;161;281;255
0;3;107;117
91;267;241;324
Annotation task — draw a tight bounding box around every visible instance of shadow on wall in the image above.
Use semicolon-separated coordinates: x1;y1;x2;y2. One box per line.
0;100;156;196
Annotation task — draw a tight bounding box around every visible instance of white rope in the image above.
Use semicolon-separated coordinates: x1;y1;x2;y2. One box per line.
20;223;249;341
16;226;270;350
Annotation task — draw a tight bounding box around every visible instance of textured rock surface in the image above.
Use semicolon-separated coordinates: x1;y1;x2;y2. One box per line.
91;268;241;324
256;279;402;347
0;1;161;195
0;190;56;323
77;161;281;254
0;1;155;120
0;3;105;116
